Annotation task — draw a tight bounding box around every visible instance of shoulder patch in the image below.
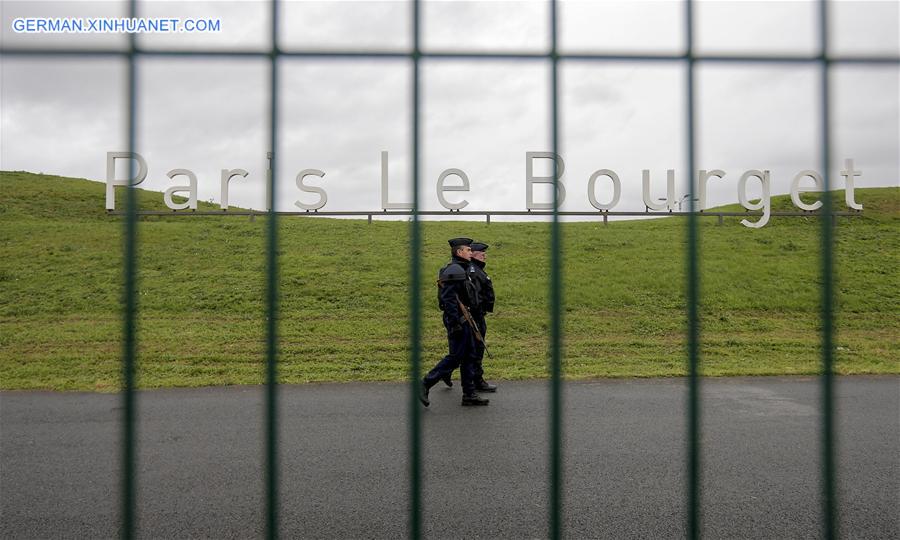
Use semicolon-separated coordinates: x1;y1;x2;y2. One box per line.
440;262;466;281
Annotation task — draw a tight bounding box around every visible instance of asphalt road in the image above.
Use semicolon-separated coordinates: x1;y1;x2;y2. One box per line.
1;377;898;539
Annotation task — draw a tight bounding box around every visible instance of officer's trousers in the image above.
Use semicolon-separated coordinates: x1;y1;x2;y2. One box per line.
425;314;477;395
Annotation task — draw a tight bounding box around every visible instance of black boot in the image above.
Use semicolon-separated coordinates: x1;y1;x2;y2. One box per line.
475;379;497;393
420;378;432;407
461;393;489;406
441;372;453;387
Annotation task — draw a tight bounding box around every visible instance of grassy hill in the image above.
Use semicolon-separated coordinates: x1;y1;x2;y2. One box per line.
1;170;897;391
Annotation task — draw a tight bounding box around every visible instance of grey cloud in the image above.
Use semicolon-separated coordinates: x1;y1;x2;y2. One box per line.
421;60;550;211
280;1;410;51
422;0;548;52
695;1;819;56
130;58;269;205
1;59;126;180
829;1;900;56
2;0;897;219
277;59;411;211
559;0;684;54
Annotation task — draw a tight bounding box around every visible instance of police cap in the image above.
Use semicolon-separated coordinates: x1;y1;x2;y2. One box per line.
470;242;489;252
448;237;473;248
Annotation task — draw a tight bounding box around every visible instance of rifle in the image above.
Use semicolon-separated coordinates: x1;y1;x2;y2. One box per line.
455;294;493;359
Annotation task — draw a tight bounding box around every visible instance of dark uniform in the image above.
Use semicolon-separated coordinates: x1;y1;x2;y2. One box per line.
469;242;497;392
420;238;489;407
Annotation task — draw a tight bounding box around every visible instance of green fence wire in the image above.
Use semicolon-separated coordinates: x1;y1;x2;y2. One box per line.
684;1;701;537
4;0;899;538
548;2;564;539
121;3;138;536
408;1;423;537
265;1;281;537
817;2;838;538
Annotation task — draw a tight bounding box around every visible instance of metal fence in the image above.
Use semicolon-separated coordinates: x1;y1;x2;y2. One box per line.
4;1;899;538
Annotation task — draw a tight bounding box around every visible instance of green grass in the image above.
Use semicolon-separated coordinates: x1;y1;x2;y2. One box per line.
1;170;898;391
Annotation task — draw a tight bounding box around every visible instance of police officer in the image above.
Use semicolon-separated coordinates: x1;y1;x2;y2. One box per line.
469;242;498;393
420;237;489;407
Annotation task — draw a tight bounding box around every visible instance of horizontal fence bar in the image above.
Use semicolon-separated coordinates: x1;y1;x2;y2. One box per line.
3;47;898;65
106;210;863;217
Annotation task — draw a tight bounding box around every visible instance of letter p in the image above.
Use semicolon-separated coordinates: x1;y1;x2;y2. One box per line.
106;151;148;210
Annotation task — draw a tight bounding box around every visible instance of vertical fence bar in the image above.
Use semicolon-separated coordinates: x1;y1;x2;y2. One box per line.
684;1;701;538
817;1;838;538
548;1;563;538
121;0;138;537
407;0;423;538
265;0;281;538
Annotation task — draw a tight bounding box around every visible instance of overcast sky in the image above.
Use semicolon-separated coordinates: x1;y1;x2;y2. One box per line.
2;0;898;219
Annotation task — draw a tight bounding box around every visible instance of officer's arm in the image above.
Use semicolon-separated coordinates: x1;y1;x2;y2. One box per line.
439;280;461;322
485;279;495;312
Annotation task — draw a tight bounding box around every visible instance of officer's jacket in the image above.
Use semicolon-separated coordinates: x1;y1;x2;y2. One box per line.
437;256;479;322
470;259;495;313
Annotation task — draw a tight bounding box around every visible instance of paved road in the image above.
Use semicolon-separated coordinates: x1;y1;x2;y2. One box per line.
1;377;898;539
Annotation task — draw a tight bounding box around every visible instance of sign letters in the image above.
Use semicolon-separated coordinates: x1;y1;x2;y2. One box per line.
105;151;864;228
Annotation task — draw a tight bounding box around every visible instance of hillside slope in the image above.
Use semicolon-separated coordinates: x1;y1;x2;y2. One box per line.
1;171;897;390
